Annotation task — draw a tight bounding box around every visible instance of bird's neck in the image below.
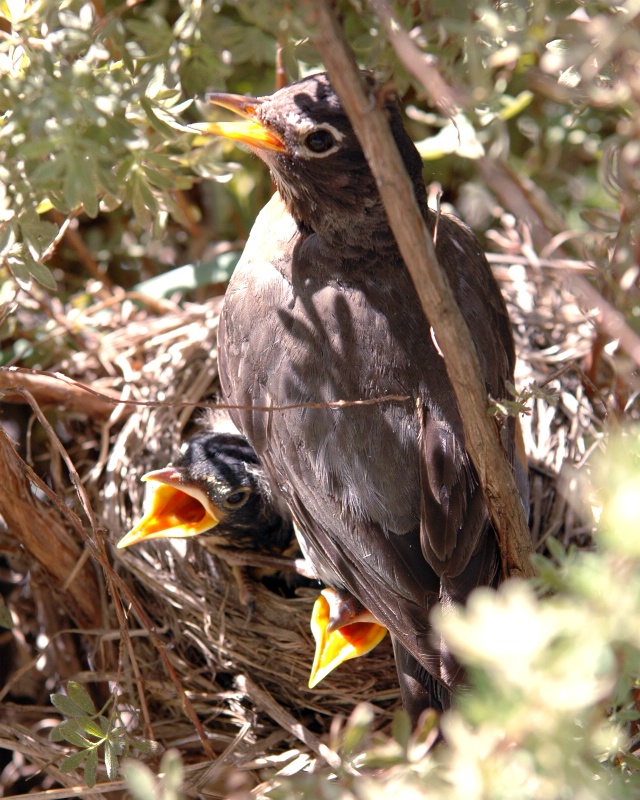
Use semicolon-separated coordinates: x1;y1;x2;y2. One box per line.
299;204;395;254
286;184;428;261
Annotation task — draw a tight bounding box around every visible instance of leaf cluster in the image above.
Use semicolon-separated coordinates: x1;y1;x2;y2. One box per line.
2;0;639;324
49;681;160;788
0;0;284;291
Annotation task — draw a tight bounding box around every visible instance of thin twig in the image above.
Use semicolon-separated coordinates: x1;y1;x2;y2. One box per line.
49;210;115;289
1;366;409;413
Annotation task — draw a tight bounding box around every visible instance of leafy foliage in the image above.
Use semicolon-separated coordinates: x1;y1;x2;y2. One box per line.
49;681;160;788
2;0;638;312
122;749;185;800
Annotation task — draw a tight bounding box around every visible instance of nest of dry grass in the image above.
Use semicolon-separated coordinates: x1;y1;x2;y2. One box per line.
0;223;609;797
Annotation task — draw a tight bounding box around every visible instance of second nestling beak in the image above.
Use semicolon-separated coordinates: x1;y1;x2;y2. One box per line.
116;468;223;549
309;587;388;688
191;92;286;154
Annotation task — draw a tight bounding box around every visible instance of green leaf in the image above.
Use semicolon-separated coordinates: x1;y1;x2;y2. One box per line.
0;596;13;629
132;251;240;298
121;759;159;800
141;97;195;136
614;708;640;722
141;164;179;190
51;692;89;719
48;724;65;743
71;152;99;219
130;173;157;226
410;707;439;752
7;257;33;288
621;753;640;770
85;747;98;788
104;739;119;781
140;96;180;138
59;749;89;774
66;682;97;715
131;737;164;756
498;90;534;120
22;257;57;291
546;536;567;564
391;708;412;751
342;703;374;759
158;749;184;796
49;719;93;748
145;64;166;99
78;717;106;739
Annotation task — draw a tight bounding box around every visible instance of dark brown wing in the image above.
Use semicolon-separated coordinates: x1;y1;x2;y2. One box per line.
417;213;516;586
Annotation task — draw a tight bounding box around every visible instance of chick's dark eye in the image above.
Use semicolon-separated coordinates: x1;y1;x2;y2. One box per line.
304;129;335;153
223;488;251;509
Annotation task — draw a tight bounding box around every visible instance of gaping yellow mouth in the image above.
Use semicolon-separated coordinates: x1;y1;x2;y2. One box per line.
116;469;222;549
308;588;388;687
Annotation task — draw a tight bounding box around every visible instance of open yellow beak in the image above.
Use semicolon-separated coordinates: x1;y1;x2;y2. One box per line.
191;92;285;153
117;468;222;549
308;588;388;688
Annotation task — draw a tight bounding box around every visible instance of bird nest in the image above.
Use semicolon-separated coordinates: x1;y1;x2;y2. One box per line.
0;230;606;796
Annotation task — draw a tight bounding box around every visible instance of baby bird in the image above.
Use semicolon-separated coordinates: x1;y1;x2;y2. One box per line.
117;415;386;685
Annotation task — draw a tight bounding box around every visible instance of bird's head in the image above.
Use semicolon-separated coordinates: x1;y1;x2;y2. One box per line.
116;431;284;549
194;72;425;237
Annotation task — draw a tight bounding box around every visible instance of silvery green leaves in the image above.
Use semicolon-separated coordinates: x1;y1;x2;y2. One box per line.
50;682;160;789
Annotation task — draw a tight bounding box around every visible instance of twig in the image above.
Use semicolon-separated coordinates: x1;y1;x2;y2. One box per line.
367;0;463;118
486;253;594;272
1;366;409;413
93;0;147;33
40;214;73;264
476;158;555;255
0;427;102;629
0;368;124;421
306;0;534;579
18;388;99;529
49;210;115;289
569;274;640;369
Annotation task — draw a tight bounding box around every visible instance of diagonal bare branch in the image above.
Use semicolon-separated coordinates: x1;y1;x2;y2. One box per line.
305;0;534;579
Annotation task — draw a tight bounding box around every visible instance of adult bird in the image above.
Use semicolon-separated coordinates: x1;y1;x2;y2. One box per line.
117;415;386;682
196;72;530;724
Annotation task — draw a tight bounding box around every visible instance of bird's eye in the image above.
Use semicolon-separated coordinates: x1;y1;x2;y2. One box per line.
223;488;252;509
304;129;336;154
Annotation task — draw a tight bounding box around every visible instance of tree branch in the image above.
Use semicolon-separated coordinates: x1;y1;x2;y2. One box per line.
305;0;534;579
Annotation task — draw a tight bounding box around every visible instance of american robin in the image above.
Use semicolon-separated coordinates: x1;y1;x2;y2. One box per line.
117;413;386;683
196;72;530;724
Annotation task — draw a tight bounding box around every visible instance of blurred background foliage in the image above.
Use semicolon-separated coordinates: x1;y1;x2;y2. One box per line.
1;0;638;317
1;0;640;796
